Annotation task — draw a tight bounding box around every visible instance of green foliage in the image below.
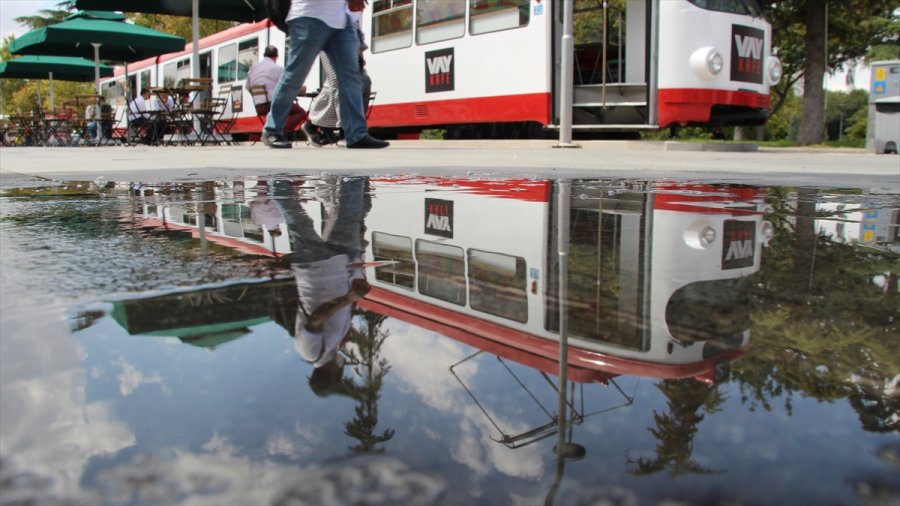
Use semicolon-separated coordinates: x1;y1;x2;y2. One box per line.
844;106;869;141
129;14;237;40
825;89;869;141
730;187;900;431
3;78;93;115
420;129;446;140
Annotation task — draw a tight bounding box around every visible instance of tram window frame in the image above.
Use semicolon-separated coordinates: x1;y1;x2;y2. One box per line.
469;0;530;36
373;232;416;290
416;0;466;45
467;249;528;323
372;0;414;53
416;240;466;306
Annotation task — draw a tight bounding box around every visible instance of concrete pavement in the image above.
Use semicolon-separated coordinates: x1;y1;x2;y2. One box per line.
1;140;898;189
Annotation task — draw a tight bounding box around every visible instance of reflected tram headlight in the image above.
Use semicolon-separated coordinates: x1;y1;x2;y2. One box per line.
684;221;718;249
700;226;717;245
768;57;783;85
690;47;723;80
760;220;774;245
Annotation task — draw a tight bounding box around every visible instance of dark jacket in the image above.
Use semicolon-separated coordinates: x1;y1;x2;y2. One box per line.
264;0;291;33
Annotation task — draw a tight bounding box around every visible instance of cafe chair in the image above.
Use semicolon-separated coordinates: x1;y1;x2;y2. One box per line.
213;85;238;144
248;84;269;145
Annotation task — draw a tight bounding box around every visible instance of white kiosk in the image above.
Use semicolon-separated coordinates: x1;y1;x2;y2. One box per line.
866;60;900;154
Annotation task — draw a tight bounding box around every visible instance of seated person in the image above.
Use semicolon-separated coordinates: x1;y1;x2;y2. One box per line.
247;45;306;138
128;89;165;144
86;97;114;142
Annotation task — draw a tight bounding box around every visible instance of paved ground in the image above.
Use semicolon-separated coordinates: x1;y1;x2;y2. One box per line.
1;140;898;189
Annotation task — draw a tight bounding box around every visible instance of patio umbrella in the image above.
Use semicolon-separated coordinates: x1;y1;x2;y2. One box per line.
0;55;114;109
75;0;268;79
9;10;185;94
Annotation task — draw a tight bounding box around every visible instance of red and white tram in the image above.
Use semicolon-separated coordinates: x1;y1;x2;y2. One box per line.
99;0;781;139
358;177;771;384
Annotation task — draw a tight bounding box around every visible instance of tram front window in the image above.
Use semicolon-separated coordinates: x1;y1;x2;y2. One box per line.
665;277;751;344
687;0;764;17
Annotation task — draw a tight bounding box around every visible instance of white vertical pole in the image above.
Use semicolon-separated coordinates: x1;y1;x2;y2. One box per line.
192;0;201;79
557;0;578;148
92;43;102;95
48;72;54;112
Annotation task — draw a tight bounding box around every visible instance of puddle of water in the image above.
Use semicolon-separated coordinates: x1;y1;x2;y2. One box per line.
1;175;898;506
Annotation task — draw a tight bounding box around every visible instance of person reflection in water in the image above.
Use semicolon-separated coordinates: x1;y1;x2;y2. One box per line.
272;176;371;396
250;178;286;242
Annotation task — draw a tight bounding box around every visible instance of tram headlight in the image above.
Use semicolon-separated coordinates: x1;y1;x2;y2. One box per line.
690;47;724;80
768;57;783;85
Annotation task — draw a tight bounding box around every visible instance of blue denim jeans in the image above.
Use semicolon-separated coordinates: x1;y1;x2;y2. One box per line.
273;177;368;263
265;15;368;145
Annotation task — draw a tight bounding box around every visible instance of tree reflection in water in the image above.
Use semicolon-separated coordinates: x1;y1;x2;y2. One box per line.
627;379;726;476
340;310;396;454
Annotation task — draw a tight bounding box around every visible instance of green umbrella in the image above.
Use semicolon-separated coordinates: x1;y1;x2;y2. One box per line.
0;55;114;110
10;10;185;93
75;0;268;79
109;280;279;351
74;0;267;23
0;55;113;81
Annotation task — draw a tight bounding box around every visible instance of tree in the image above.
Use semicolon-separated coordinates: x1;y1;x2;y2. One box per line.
12;1;76;30
764;1;899;145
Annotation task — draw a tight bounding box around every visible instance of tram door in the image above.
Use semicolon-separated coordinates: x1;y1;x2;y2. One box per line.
554;0;654;130
547;185;649;351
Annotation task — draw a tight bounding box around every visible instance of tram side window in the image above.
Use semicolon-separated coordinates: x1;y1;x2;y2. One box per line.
416;240;466;305
372;0;413;53
221;204;262;243
219;44;236;83
417;0;465;45
163;59;190;88
470;0;529;35
468;249;527;323
102;79;127;104
373;232;415;289
237;40;258;81
139;70;151;92
219;39;259;84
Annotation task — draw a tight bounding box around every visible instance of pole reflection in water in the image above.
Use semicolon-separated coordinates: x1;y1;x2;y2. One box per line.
546;179;585;506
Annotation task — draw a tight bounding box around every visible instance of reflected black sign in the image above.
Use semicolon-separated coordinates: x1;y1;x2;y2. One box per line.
424;197;454;238
722;219;756;269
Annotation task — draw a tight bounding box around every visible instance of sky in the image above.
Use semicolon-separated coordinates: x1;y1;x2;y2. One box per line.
0;0;873;92
1;0;58;39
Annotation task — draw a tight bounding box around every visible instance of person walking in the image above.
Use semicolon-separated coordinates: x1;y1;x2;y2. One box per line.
247;45;307;138
301;22;372;147
262;0;388;149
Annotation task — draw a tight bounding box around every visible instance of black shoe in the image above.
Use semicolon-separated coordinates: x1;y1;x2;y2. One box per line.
262;132;291;149
347;135;390;149
301;122;323;148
